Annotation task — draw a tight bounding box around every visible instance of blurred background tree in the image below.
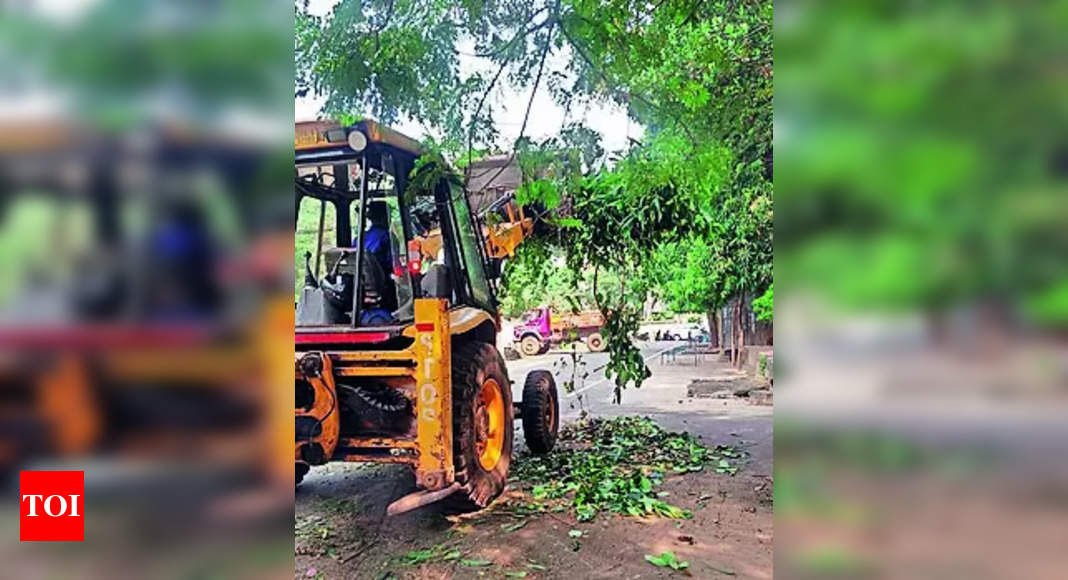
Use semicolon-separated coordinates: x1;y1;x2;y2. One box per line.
776;1;1068;335
2;0;290;125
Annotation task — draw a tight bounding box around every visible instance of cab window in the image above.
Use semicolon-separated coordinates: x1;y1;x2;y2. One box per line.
449;183;492;310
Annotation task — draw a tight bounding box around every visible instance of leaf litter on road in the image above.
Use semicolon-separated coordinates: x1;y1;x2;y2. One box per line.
396;543;467;567
645;551;690;571
511;416;743;521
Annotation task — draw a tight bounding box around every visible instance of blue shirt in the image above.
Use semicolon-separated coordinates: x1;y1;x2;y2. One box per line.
364;226;393;273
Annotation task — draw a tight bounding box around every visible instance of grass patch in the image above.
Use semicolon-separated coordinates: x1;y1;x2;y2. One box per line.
512;416;742;521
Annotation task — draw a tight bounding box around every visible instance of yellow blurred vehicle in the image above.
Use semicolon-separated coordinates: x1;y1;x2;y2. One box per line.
0;122;292;484
294;120;559;513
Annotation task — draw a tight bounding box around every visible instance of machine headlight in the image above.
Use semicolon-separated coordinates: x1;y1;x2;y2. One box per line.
348;130;367;152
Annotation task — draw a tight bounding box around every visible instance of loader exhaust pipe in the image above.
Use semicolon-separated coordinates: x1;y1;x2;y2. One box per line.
386;482;462;516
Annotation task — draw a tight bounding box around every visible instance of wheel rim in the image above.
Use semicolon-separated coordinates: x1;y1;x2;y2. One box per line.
475;378;506;470
521;338;539;356
543;382;557;433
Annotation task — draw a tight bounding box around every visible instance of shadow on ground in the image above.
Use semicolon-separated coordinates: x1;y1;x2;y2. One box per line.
296;442;772;579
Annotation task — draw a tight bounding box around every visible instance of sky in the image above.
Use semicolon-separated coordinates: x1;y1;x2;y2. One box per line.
296;0;642;155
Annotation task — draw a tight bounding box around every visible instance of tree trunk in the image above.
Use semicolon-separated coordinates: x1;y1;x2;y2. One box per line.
731;300;741;367
740;301;746;367
733;296;747;369
735;300;742;368
706;309;720;349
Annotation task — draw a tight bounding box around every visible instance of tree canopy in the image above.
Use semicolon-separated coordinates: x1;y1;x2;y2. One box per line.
297;0;774;399
776;2;1067;329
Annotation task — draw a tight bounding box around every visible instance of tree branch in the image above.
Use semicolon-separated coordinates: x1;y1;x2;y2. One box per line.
559;21;697;145
471;16;557;194
455;6;552;58
372;0;396;52
466;58;509;169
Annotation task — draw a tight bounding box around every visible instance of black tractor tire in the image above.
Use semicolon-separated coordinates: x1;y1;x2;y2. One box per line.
296;462;309;487
449;342;514;511
521;370;559;454
585;333;606;352
519;335;542;357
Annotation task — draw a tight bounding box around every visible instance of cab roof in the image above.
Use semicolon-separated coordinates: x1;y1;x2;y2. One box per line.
295;119;423;166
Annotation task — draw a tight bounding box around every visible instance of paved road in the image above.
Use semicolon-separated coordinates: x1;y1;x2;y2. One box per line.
503;341;674;405
504;341;774;474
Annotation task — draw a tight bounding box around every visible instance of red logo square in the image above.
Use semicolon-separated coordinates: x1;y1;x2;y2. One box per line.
19;471;84;541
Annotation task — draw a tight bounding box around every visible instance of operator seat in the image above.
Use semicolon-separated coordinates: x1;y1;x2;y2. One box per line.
292;247;397;326
390;263;451;321
421;264;451;299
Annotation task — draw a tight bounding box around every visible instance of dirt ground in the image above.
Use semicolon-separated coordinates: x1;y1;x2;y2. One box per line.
295;458;772;580
295;353;773;580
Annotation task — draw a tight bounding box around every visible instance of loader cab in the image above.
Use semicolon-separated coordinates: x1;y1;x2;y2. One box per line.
0;125;265;325
294;120;495;337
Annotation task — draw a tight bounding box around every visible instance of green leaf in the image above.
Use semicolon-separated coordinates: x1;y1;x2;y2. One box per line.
645;552;674;567
645;551;690;571
460;559;493;567
501;520;528;532
550;217;583;229
568;529;583;538
401;549;435;565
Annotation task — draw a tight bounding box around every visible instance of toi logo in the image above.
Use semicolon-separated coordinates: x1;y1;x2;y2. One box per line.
20;471;84;541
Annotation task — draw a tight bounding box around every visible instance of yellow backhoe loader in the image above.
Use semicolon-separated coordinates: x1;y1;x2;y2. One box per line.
294;120;559;513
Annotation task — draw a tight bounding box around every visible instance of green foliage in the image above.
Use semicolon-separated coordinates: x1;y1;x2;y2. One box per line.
645;551;689;571
650;237;730;315
512;416;741;521
1025;282;1068;327
404;148;461;201
296;0;479;151
295;198;337;299
753;284;773;322
498;242;588;318
777;3;1068;323
395;543;467;567
2;0;291;123
537;130;768;398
